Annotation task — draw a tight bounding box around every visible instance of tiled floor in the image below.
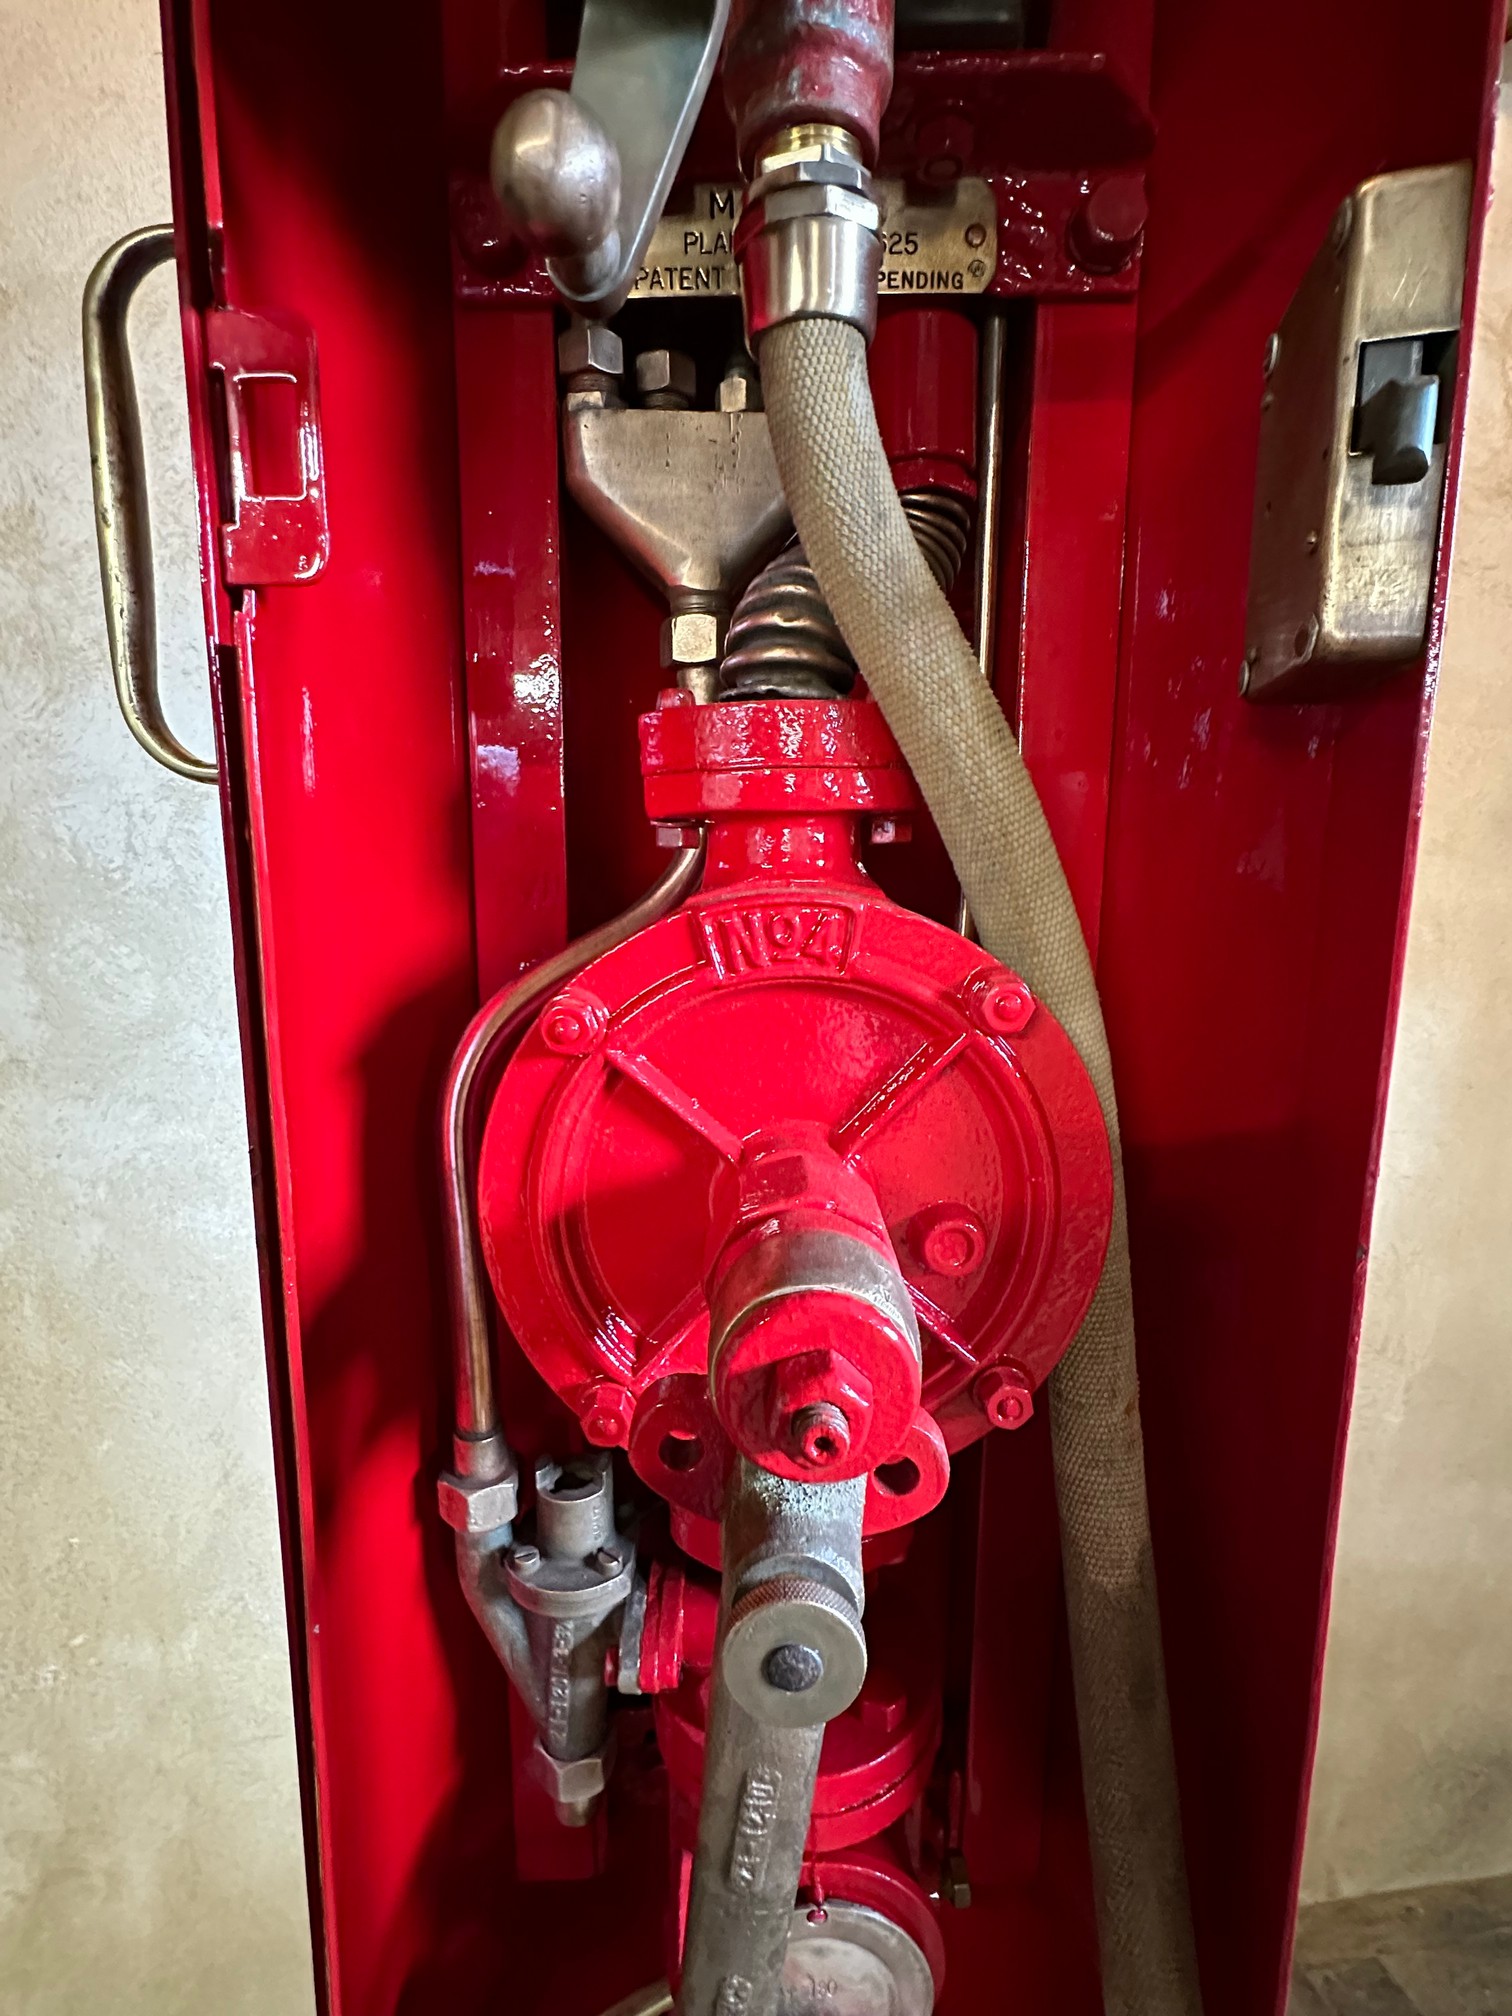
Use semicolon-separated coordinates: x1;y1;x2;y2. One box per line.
1290;1873;1512;2015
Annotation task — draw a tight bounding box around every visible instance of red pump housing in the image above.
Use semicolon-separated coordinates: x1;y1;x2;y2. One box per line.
478;690;1111;1550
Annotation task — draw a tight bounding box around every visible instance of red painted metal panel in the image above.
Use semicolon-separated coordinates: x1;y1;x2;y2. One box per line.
450;307;568;996
1014;300;1140;956
1101;5;1502;2013
151;0;1503;2010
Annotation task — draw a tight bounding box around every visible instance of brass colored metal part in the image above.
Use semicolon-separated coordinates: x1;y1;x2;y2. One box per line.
82;225;218;783
628;179;997;302
1244;163;1472;702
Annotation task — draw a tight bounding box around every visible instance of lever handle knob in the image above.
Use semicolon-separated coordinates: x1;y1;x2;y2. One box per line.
490;88;622;291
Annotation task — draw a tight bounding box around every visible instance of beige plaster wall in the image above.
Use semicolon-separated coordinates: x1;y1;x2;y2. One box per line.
0;1;316;2009
1299;52;1512;1904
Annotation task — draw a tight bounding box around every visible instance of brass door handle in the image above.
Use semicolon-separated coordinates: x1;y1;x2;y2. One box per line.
82;225;217;784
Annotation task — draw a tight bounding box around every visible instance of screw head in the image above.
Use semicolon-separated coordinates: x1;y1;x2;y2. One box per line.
510;1542;542;1574
762;1642;825;1693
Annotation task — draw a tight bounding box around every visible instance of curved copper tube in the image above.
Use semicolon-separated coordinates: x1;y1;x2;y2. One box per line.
443;843;706;1441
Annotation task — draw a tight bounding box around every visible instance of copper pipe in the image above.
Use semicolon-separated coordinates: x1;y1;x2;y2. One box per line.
443;843;706;1442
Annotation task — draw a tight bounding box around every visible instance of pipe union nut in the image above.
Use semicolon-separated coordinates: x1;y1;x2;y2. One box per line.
437;1468;520;1535
736;151;882;345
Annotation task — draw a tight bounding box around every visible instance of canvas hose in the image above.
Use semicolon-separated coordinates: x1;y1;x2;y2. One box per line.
756;314;1204;2016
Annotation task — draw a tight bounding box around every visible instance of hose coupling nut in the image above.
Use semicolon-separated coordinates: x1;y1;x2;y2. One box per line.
736;126;882;345
437;1430;520;1535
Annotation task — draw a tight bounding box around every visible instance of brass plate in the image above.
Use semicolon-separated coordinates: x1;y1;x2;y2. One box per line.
628;181;997;301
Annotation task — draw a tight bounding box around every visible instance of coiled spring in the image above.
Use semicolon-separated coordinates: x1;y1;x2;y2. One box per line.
720;487;974;700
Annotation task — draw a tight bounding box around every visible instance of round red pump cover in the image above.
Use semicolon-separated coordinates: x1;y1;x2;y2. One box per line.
477;869;1113;1519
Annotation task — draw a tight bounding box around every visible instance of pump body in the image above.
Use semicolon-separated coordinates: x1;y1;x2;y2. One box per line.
109;0;1509;2010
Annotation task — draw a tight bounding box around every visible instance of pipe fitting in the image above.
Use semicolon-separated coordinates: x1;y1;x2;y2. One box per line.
436;1429;520;1535
735;125;882;344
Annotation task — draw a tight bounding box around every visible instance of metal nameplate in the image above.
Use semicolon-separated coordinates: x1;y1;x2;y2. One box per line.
629;181;997;300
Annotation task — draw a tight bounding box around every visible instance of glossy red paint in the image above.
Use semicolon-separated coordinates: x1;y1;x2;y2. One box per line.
724;0;896;166
477;693;1111;1516
872;307;979;500
1100;5;1504;2012
455;53;1152;307
656;1573;944;1851
150;0;1503;2012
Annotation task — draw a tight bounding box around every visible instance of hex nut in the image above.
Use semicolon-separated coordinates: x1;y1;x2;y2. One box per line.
436;1469;519;1535
557;323;623;379
660;610;725;667
528;1739;611;1806
636;348;696;406
718;371;760;413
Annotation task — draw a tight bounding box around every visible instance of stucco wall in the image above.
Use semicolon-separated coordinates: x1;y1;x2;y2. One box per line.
1299;53;1512;1904
0;1;316;2010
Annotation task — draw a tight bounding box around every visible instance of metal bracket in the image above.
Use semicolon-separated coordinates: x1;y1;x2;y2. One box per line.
489;0;731;319
1243;162;1472;702
205;307;329;588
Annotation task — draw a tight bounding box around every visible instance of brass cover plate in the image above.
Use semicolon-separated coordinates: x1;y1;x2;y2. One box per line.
1243;162;1472;703
628;180;997;301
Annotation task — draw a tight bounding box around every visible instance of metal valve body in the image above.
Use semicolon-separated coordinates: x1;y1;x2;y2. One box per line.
477;690;1112;1547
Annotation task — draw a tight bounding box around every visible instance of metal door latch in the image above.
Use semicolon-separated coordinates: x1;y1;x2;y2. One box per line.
1242;162;1472;703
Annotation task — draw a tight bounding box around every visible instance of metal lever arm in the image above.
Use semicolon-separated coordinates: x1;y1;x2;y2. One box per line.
82;226;217;784
491;0;731;317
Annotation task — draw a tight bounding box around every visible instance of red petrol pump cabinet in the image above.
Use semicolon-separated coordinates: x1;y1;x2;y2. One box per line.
97;0;1509;2006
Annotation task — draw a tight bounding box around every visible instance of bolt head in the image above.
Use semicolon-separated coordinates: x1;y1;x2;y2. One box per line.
909;1203;988;1279
558;322;623;379
636;347;696;405
540;988;608;1055
969;973;1035;1036
581;1379;635;1447
975;1364;1033;1431
660;610;726;668
1068;173;1149;274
